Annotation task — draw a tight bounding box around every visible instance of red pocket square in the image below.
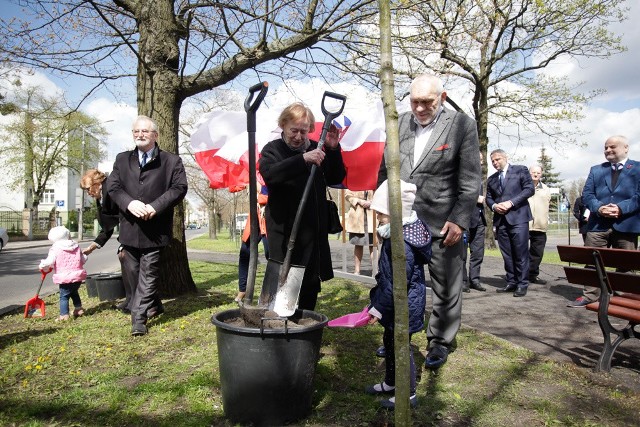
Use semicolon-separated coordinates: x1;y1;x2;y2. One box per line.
436;144;449;151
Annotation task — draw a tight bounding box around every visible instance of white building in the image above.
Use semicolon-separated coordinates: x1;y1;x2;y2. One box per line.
0;130;101;236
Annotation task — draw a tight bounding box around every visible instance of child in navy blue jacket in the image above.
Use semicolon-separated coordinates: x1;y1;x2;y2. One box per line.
365;179;432;409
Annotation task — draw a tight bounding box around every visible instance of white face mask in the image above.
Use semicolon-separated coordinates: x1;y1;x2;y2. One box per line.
377;223;391;240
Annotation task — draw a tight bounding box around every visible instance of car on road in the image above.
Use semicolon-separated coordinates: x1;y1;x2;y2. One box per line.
0;227;9;252
186;223;201;230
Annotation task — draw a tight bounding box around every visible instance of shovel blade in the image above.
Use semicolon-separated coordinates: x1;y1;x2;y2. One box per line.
24;297;46;318
258;260;281;308
273;265;306;317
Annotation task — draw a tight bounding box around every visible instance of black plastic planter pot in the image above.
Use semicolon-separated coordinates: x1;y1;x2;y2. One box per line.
95;273;125;301
84;274;101;298
211;308;328;426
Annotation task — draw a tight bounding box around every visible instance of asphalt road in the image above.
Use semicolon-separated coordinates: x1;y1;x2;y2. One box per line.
0;228;205;316
0;238;122;316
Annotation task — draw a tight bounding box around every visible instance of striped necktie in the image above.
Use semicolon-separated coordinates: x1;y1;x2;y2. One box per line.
141;152;148;167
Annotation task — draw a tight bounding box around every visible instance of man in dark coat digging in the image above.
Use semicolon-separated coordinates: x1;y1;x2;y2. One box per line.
258;102;345;311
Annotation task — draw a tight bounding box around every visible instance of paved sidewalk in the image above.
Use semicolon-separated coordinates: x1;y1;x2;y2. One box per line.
324;239;640;392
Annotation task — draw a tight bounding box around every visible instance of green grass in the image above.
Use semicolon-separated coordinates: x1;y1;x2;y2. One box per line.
0;237;638;426
485;247;562;265
187;232;266;255
187;232;243;253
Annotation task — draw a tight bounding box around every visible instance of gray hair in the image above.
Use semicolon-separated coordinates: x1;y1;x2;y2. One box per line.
490;148;507;158
133;115;158;132
410;74;445;95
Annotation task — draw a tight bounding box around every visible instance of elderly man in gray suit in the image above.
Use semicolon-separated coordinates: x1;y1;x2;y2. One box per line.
377;74;481;369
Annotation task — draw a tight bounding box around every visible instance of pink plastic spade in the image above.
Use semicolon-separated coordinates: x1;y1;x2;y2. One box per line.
327;306;370;328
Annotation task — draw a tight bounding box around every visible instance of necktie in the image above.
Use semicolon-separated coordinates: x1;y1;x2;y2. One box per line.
141;152;148;167
611;163;622;187
499;171;504;191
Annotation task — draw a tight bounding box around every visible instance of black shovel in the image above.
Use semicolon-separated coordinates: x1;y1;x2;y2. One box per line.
240;81;269;307
263;91;347;317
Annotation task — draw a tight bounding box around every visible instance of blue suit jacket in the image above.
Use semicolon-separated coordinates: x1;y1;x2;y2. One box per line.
582;160;640;233
486;164;535;226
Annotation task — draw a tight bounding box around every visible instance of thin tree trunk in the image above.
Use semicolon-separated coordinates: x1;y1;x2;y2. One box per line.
379;0;411;423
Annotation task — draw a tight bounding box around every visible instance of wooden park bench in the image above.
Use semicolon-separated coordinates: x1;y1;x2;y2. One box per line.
557;245;640;372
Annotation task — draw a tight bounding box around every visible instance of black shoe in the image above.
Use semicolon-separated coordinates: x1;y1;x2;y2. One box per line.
513;286;527;297
529;276;547;285
365;382;395;395
425;345;449;370
113;301;131;314
131;324;148;336
376;345;386;358
496;285;517;293
147;304;165;319
380;394;418;410
462;284;470;293
469;282;486;291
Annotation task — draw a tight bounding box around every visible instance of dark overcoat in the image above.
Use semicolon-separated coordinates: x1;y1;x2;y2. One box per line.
258;137;345;281
108;145;188;249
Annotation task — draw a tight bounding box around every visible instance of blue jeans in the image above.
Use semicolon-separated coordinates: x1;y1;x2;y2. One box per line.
59;282;82;316
238;235;269;292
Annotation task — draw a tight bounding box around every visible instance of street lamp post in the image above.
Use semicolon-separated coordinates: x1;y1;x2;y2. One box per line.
78;128;85;241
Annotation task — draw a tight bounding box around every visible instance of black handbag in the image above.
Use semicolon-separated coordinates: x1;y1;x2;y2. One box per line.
326;189;343;234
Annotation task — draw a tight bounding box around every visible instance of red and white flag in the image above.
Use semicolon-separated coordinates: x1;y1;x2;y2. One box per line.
190;103;386;191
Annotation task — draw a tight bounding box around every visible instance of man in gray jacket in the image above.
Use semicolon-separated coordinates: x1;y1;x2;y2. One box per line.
377;74;480;369
108;115;188;336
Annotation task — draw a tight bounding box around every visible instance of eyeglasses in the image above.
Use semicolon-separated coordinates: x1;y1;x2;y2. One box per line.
132;129;156;135
285;127;309;136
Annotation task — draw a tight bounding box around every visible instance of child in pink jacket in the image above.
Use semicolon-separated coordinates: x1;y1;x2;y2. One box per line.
39;226;88;321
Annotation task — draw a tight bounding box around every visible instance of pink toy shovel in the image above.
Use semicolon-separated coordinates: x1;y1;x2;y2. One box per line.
328;306;370;328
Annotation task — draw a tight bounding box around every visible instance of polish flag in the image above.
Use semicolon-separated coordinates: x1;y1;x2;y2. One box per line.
190;103;386;191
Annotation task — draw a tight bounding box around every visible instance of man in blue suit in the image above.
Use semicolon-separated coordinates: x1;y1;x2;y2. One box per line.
486;149;535;297
569;135;640;307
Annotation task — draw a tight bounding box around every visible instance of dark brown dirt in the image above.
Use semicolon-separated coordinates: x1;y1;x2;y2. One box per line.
227;306;321;329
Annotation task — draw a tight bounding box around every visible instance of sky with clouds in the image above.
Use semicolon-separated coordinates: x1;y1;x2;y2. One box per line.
2;1;639;188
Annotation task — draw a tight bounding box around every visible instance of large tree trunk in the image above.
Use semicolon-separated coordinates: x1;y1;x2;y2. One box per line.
136;0;196;296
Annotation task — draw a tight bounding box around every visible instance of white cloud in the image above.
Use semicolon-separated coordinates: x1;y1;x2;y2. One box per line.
0;68;64;100
539;2;640;110
83;98;137;173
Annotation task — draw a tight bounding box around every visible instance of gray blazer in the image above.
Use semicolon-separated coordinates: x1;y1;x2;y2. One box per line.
377;108;480;236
